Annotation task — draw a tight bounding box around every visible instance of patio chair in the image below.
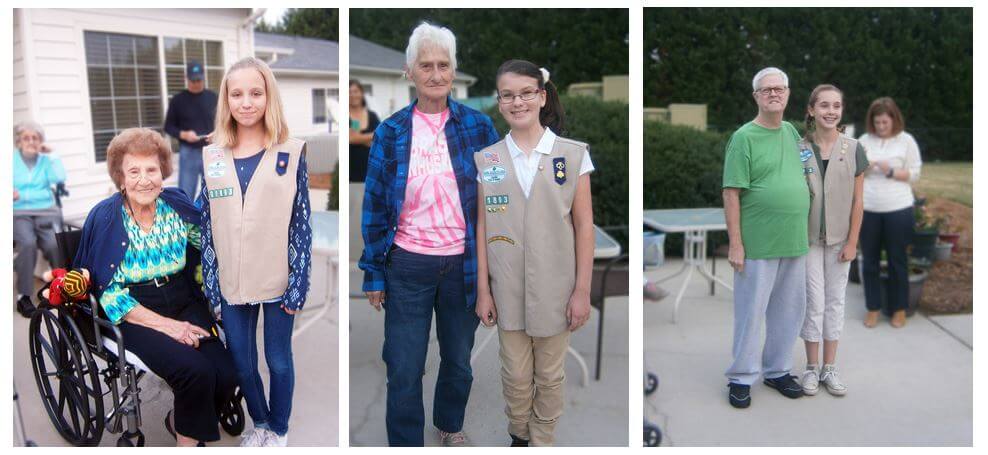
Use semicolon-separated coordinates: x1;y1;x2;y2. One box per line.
26;227;245;446
590;254;629;380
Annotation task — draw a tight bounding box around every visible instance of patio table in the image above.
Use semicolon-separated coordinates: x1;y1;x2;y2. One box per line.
294;211;339;338
643;208;733;323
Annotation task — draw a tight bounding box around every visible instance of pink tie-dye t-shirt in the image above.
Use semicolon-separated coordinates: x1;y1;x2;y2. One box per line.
393;107;466;255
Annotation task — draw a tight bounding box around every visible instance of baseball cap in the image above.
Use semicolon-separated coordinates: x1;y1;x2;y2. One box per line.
187;60;205;81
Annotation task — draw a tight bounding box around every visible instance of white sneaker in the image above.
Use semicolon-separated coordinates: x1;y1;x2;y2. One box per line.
820;364;847;396
239;428;266;447
264;432;288;447
800;365;820;396
439;430;468;447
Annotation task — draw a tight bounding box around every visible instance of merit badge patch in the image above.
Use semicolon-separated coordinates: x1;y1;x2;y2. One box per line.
482;165;507;184
487;235;515;245
483;151;501;164
207;160;227;178
799;149;813;163
553;157;566;185
485;194;509;213
803;167;815;175
208;187;235;199
276;151;290;176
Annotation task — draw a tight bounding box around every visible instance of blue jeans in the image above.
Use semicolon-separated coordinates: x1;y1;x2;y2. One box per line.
221;301;295;436
383;246;479;446
178;143;203;199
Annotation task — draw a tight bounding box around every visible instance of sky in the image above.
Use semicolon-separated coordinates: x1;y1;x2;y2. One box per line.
262;8;287;26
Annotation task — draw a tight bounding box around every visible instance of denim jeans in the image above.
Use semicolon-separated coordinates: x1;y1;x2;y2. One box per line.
383;246;479;446
178;143;203;199
221;300;296;436
860;206;914;312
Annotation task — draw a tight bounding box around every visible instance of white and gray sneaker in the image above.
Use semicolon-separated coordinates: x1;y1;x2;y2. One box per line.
439;430;468;447
820;364;847;396
800;365;820;396
239;428;268;447
261;431;288;447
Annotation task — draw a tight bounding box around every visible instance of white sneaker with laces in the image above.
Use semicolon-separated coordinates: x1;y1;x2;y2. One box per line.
239;428;267;447
261;431;288;447
439;430;468;447
820;364;847;396
801;365;820;396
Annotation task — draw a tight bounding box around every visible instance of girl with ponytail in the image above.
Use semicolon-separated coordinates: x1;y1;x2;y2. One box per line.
796;84;869;398
473;59;595;446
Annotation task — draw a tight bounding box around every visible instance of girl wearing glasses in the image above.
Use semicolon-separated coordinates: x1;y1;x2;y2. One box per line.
474;59;595;446
796;84;868;397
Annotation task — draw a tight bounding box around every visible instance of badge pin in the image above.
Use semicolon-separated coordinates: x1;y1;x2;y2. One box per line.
552;157;566;185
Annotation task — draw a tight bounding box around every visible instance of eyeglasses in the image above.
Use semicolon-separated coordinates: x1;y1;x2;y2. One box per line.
756;86;788;96
497;89;541;104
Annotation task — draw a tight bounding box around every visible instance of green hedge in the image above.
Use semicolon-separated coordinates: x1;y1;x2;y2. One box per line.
486;95;629;248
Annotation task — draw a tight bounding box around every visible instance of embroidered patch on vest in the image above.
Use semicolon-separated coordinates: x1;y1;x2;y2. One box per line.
485;194;509;213
799;148;813;162
483;151;501;164
488;235;515;245
804;167;815;175
482;165;507;183
208;187;235;199
208;149;225;160
553;157;566;185
207;160;227;178
276;151;290;176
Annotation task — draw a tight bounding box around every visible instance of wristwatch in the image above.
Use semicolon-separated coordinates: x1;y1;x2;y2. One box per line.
886;168;895;178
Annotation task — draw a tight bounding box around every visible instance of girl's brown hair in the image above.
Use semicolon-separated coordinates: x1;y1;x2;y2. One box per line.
865;97;905;137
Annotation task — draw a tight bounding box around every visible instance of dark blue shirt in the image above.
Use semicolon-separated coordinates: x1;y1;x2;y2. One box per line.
164;89;218;148
233;149;266;196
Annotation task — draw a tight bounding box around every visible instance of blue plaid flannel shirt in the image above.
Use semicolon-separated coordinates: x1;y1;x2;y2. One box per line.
359;97;499;308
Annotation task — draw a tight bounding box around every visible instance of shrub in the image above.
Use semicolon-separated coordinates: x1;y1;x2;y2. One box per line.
486;95;629;248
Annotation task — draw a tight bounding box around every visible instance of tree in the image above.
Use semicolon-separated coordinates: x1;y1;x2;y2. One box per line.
260;8;339;41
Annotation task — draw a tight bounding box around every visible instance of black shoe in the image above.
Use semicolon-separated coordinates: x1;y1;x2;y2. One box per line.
510;435;529;447
727;382;751;408
16;295;35;318
764;374;805;399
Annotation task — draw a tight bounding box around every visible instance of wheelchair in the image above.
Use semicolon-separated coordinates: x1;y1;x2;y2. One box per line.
27;227;246;446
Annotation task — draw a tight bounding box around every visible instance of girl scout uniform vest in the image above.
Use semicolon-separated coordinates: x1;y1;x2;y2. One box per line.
202;138;305;304
799;135;858;246
475;136;587;337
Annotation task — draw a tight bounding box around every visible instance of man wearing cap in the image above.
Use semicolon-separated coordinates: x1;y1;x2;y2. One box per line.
164;60;218;199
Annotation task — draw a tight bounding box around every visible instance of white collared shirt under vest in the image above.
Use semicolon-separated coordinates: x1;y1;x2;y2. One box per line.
476;128;594;337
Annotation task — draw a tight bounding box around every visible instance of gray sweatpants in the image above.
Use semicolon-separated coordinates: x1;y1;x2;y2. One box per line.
725;255;807;385
14;213;61;296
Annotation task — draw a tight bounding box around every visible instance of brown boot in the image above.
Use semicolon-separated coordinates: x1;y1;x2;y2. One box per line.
890;310;907;328
863;311;880;328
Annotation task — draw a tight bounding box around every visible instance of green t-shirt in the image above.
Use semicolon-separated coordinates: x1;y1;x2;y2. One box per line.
722;121;810;259
810;141;870;240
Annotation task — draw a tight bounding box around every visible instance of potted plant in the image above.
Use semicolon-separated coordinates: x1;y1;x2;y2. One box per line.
910;198;941;262
855;256;930;317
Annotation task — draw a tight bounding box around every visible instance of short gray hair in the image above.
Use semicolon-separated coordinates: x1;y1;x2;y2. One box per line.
752;67;789;91
14;121;44;145
405;22;457;72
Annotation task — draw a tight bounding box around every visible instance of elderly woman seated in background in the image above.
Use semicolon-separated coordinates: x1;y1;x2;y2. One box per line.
73;127;237;447
13;121;66;318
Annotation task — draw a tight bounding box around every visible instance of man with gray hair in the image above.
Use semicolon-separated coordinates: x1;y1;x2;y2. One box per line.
721;67;810;408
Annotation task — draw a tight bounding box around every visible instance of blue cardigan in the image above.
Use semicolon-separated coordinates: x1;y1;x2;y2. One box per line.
74;188;202;300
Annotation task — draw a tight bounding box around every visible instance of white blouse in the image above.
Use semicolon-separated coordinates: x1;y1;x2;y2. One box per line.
858;131;922;213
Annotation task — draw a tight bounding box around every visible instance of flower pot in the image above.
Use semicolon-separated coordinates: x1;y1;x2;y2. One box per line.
939;233;961;253
910;229;939;262
933;242;953;262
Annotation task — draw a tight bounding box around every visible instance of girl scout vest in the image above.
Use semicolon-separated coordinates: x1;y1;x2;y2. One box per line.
202;138;305;304
799;135;858;246
475;136;587;337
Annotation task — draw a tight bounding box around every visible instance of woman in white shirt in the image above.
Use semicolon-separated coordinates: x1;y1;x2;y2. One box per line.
857;97;922;328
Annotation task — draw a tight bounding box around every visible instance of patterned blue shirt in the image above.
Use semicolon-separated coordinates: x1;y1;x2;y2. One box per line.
198;153;312;311
359;97;499;308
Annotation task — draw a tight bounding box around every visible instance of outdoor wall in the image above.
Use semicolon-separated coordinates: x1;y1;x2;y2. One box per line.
276;73;339;136
351;69;470;118
13;8;253;222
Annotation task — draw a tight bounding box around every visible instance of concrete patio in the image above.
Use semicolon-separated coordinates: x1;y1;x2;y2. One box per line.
348;264;630;447
644;257;973;446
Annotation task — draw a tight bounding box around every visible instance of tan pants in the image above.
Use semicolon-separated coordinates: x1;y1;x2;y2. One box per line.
498;328;570;446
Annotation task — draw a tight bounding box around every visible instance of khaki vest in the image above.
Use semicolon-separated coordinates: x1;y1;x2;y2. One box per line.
800;135;858;246
202;138;305;304
475;137;586;337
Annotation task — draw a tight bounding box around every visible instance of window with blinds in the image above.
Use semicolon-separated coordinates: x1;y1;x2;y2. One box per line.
163;37;224;97
312;89;327;124
83;31;163;162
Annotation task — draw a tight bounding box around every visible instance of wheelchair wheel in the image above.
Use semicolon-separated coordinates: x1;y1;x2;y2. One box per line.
644;422;662;447
220;389;246;436
29;307;105;446
645;372;659;395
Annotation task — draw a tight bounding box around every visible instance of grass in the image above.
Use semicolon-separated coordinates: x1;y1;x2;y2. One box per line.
914;162;972;207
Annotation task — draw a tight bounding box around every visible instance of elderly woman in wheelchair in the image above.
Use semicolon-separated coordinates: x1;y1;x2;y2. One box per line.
63;128;238;446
